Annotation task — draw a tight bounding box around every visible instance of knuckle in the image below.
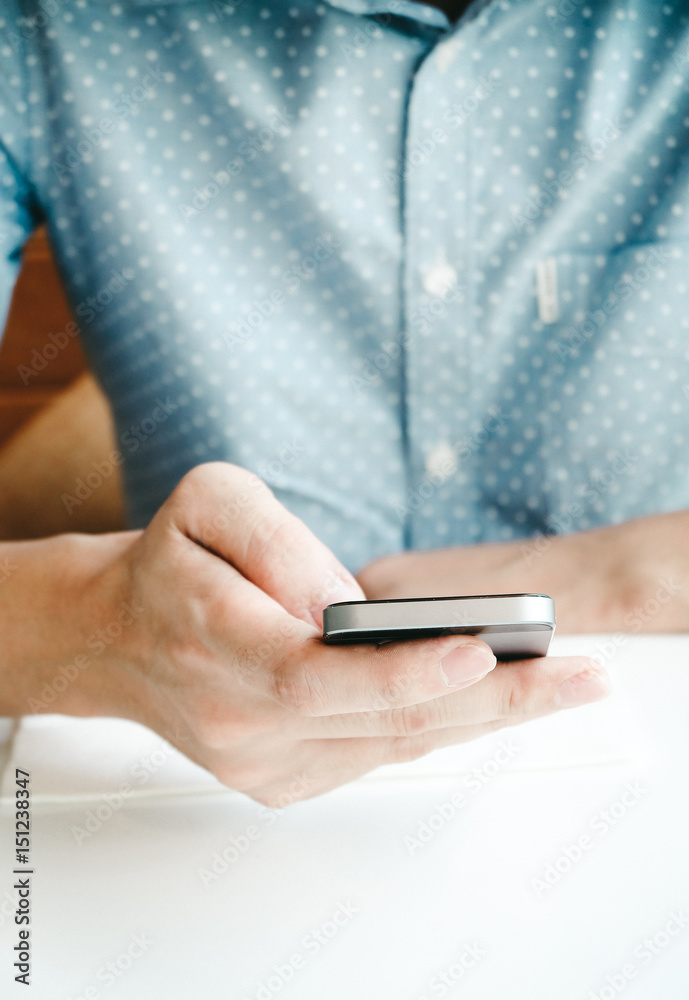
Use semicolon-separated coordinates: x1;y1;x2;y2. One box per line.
166;466;214;524
271;659;324;715
174;462;219;499
172;462;267;513
376;666;416;711
244;512;294;574
388;703;429;738
496;669;528;719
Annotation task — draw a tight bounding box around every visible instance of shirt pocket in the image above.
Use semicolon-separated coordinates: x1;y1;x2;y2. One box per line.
538;241;689;532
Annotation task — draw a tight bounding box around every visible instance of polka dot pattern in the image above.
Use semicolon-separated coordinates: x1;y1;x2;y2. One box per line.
0;0;688;571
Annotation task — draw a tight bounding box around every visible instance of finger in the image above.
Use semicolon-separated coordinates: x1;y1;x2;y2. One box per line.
298;656;611;737
130;520;501;751
158;461;364;627
252;628;499;717
239;660;611;803
141;537;498;723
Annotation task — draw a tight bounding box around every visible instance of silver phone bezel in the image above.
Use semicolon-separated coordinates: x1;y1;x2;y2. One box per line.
322;593;555;659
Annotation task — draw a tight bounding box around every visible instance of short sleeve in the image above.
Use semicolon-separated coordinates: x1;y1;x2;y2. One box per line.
0;10;41;341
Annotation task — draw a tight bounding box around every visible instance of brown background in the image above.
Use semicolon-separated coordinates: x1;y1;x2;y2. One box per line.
0;227;85;447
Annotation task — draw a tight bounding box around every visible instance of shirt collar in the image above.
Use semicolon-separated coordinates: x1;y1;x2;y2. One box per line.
83;0;449;27
321;0;448;27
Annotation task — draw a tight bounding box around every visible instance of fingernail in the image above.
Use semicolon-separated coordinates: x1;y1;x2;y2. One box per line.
449;669;492;691
440;642;496;688
554;667;612;708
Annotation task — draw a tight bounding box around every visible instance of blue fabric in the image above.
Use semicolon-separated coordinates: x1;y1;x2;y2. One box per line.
1;0;688;571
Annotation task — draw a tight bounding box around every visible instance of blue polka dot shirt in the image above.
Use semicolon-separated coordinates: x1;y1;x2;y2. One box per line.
1;0;688;572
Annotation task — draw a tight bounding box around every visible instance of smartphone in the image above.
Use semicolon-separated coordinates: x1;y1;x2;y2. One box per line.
322;593;555;660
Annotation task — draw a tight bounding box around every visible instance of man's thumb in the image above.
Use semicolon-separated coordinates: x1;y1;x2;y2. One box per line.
163;462;364;629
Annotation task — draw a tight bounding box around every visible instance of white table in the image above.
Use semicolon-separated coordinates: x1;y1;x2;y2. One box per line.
1;634;688;999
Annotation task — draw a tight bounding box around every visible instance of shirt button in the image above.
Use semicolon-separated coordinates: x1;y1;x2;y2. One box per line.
422;262;458;297
425;441;458;483
435;38;461;73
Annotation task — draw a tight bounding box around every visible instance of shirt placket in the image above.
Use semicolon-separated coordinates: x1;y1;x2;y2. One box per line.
402;30;476;548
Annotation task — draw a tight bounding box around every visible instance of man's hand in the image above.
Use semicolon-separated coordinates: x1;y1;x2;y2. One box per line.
96;464;611;802
1;463;611;806
355;511;688;634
